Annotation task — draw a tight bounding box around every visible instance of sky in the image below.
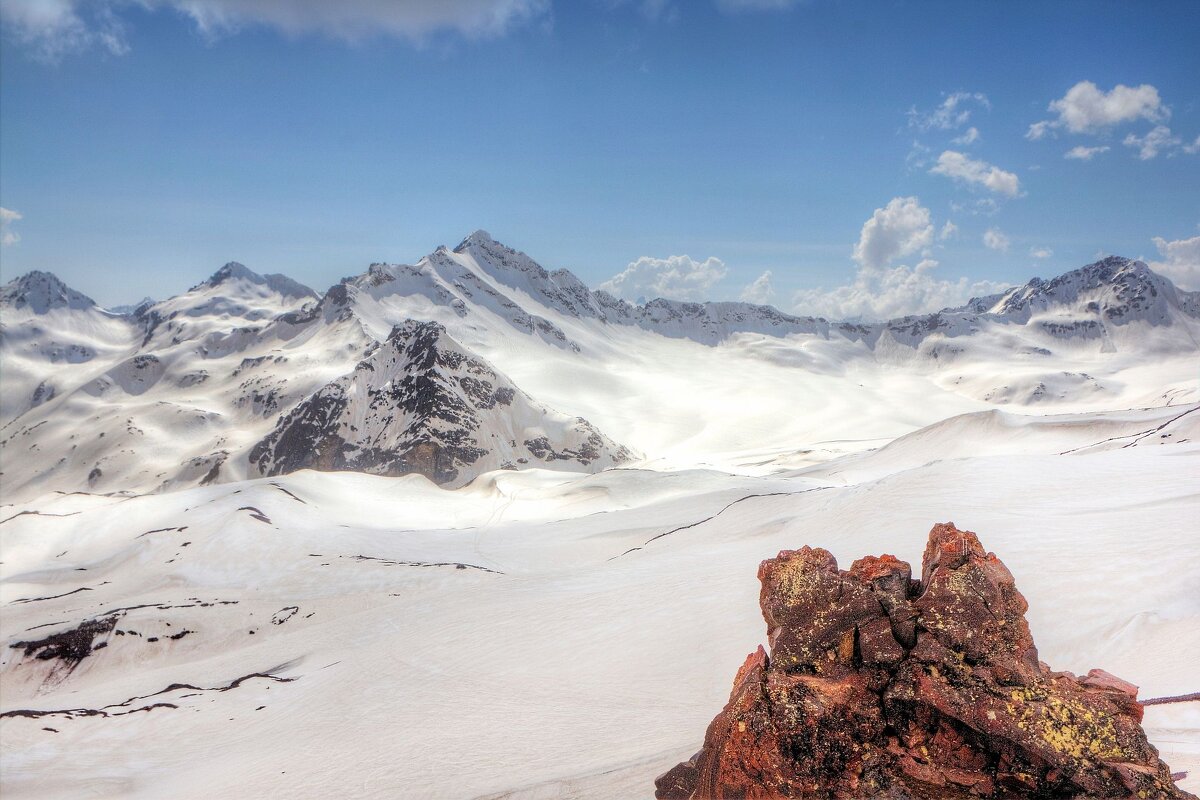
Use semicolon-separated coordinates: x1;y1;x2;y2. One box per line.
1;0;1198;318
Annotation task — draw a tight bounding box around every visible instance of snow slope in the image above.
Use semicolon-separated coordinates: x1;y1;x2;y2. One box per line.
0;273;140;423
2;234;1199;798
0;405;1196;798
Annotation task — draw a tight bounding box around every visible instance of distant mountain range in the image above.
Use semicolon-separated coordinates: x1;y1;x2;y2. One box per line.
2;230;1198;499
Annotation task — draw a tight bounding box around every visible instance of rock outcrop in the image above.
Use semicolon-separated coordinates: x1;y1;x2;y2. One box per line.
656;523;1194;800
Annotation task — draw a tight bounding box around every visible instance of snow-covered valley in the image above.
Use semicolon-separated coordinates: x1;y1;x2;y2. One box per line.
1;233;1198;798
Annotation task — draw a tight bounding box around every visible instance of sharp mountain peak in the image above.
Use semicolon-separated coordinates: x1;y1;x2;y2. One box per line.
0;269;98;313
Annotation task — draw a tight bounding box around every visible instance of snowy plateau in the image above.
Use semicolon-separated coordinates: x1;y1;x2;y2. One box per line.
0;231;1198;798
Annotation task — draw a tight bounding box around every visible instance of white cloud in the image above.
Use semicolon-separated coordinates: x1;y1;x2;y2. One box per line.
938;221;957;241
0;0;549;56
1029;246;1053;259
904;140;933;171
0;0;127;59
929;150;1020;197
852;196;933;271
1025;120;1054;141
739;270;775;304
1027;80;1168;138
1123;125;1183;160
908;92;990;131
982;228;1010;252
952;126;980;146
792;257;1007;321
1064;145;1110;161
598;254;727;303
180;0;550;39
790;197;1006;321
0;207;22;246
1149;235;1200;291
950;198;999;216
1186;136;1200;155
714;0;801;10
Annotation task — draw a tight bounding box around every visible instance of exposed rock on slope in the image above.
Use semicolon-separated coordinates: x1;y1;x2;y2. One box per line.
656;523;1194;800
249;319;633;487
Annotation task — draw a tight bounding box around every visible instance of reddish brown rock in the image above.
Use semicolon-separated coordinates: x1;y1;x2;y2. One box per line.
657;522;1194;800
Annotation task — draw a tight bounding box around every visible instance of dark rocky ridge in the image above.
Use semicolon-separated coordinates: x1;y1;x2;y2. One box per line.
249;319;632;486
657;523;1194;800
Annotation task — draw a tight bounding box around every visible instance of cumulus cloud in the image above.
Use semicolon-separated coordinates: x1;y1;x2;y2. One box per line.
1064;145;1110;161
908;92;990;132
1027;80;1167;139
852;196;933;270
1123;125;1183;160
982;228;1010;252
929;150;1020;197
790;197;1006;321
792;257;1007;322
0;207;22;246
1029;246;1053;259
1149;235;1200;291
0;0;549;57
938;221;958;241
739;270;775;304
598;254;727;303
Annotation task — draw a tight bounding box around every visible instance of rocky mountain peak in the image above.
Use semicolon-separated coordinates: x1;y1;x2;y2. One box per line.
384;319;446;369
453;230;550;280
208;261;258;284
453;229;498;252
0;270;96;314
194;262;317;301
657;522;1194;799
249;317;633;487
986;255;1188;324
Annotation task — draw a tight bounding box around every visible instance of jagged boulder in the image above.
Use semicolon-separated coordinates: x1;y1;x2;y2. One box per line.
657;523;1193;800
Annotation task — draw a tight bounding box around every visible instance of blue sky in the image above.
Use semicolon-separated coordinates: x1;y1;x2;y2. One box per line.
1;0;1198;316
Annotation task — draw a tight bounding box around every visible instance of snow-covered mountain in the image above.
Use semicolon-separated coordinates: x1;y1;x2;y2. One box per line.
0;251;639;497
2;233;1198;500
0;273;139;423
982;255;1200;324
0;270;97;314
330;231;1200;354
135;261;318;350
250;320;632;487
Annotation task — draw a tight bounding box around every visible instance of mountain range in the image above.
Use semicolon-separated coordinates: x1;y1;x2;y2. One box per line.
2;231;1198;500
